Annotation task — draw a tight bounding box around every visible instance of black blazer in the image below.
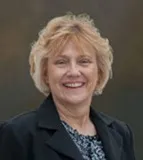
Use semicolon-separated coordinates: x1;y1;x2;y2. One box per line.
0;95;135;160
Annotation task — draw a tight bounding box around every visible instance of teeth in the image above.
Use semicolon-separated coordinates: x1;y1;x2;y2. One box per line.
64;83;83;87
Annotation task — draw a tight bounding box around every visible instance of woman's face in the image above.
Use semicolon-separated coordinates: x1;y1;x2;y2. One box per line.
45;42;98;105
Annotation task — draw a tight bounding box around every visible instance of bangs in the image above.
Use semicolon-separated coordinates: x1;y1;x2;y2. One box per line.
44;33;96;58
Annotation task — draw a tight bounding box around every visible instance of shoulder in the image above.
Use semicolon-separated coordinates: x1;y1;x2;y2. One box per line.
96;112;136;159
95;111;133;138
97;112;126;125
0;110;38;141
0;110;39;159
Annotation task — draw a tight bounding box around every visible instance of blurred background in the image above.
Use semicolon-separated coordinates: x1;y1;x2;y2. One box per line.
0;0;142;159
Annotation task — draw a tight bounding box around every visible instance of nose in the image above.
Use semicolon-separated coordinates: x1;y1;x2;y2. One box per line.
66;62;81;77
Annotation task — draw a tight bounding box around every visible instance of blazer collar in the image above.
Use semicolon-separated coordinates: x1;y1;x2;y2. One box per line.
37;95;123;160
37;94;61;130
37;94;114;129
37;94;83;160
90;108;123;160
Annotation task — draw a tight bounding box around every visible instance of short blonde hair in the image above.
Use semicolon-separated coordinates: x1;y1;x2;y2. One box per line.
29;13;113;96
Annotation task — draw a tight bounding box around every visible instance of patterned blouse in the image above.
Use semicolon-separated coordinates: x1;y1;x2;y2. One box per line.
62;121;106;160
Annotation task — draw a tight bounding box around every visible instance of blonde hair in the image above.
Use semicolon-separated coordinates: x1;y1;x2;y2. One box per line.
29;13;113;96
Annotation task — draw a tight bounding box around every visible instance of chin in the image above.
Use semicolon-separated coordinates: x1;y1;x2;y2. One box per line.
62;94;90;105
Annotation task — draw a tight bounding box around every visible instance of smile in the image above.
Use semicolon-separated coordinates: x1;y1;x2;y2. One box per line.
63;83;84;88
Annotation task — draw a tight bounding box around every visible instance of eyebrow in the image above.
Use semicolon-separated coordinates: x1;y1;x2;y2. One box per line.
55;55;68;58
55;54;92;59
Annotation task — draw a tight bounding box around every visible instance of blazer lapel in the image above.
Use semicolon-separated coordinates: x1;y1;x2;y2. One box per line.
37;95;83;160
45;126;83;160
90;109;123;160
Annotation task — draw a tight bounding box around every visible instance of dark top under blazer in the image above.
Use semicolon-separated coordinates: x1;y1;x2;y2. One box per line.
0;95;135;160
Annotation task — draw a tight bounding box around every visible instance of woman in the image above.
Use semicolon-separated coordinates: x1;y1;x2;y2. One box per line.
0;13;135;160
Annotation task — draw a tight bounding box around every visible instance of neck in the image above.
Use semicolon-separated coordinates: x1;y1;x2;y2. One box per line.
52;95;96;136
58;105;90;127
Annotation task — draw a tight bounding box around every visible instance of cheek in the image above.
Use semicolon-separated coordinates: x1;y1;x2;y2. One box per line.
87;67;98;86
48;68;65;84
88;65;98;78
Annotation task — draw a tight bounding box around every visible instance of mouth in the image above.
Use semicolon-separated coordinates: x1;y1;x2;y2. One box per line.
63;82;85;89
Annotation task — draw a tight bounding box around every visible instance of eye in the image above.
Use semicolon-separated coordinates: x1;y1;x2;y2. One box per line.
79;58;91;65
55;59;67;65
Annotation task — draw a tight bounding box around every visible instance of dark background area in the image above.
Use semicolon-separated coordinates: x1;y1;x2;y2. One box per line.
0;0;142;159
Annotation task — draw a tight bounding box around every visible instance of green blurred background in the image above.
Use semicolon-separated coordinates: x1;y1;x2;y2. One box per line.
0;0;142;159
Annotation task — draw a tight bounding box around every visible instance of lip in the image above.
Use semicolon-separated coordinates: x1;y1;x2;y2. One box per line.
62;81;86;84
62;82;85;89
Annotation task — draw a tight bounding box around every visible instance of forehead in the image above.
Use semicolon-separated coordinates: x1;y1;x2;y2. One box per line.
52;40;96;58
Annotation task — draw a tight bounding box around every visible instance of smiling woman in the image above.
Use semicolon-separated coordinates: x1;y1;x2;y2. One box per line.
29;13;113;97
0;13;135;160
